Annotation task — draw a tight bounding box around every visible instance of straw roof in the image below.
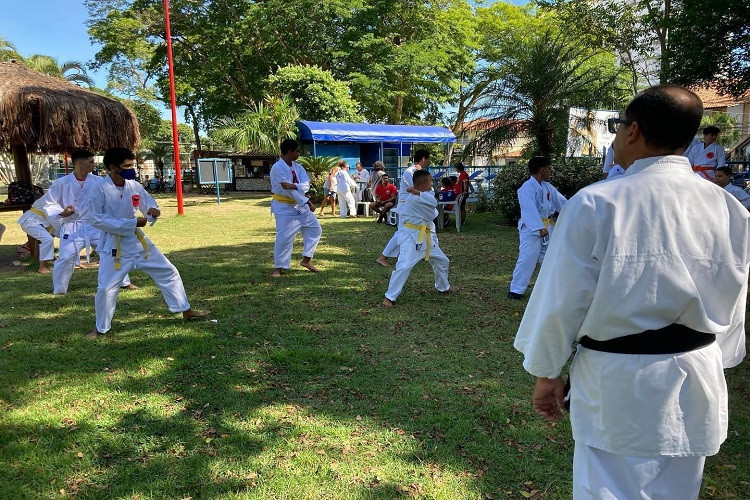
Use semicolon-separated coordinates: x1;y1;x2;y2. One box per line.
0;60;139;153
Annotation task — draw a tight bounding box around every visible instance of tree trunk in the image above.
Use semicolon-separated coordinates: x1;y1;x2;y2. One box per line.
12;144;31;184
187;105;202;156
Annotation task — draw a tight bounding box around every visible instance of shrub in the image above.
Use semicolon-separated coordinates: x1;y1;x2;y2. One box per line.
297;155;341;203
492;158;604;225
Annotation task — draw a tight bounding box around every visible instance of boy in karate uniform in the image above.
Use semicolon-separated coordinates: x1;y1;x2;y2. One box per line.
685;125;726;180
87;147;207;338
382;170;457;307
17;193;61;273
270;139;322;277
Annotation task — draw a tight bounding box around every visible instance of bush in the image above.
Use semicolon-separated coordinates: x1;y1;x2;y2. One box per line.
492;158;604;225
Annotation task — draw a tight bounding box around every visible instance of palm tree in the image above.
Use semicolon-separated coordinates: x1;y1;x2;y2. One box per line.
467;31;623;158
0;37;21;62
213;96;299;154
23;55;95;87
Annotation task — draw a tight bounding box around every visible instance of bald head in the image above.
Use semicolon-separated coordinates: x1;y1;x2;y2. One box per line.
624;84;703;152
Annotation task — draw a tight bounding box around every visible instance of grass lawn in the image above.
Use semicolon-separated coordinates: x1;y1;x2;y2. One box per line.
0;192;748;499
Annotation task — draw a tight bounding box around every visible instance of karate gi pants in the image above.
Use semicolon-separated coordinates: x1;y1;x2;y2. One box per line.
338;191;356;218
509;228;552;294
385;233;450;301
20;220;55;262
95;245;190;333
573;441;704;500
273;211;322;269
53;222;101;294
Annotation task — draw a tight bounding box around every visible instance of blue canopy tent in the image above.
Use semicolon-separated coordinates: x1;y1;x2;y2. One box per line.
296;121;455;172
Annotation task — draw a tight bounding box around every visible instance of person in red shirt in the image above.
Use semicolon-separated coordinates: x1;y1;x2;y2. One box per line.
455;162;470;225
372;173;398;223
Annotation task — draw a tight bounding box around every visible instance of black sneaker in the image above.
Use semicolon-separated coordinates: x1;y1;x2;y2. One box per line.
507;292;524;300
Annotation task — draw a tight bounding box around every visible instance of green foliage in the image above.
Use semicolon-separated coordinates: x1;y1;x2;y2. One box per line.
268;65;359;122
212;96;299;155
491;158;604;224
296;156;341;177
0;36;21;62
700;113;742;148
20;54;95;87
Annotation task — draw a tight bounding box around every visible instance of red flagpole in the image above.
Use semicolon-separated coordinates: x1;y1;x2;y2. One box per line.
163;0;184;215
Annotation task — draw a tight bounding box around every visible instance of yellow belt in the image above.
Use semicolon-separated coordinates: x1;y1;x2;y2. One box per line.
114;227;149;270
30;207;54;234
542;218;556;229
404;222;432;261
272;194;296;205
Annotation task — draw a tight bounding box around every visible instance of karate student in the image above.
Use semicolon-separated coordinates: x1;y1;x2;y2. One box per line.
335;161;358;218
382;170;457;307
270;139;322;277
507;157;567;300
87;147;207;338
685;125;726;180
715;166;750;209
375;149;430;267
515;85;749;498
17;193;61;273
46;150;136;294
604;140;626;179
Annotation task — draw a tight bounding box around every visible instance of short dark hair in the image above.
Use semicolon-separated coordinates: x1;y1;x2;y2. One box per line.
71;150;95;163
414;149;430;163
716;166;733;176
372;161;385;171
280;139;299;155
528;156;551;175
413;169;431;186
624;84;703;151
455;162;464;172
703;125;720;135
441;177;453;187
103;147;135;168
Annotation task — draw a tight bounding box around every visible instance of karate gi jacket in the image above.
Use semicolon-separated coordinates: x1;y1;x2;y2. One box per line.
45;172;103;234
269;158;311;215
516;177;567;234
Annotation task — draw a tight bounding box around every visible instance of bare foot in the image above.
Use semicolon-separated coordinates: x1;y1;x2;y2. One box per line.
441;286;459;294
121;283;139;290
38;266;51;274
183;308;209;319
53;291;66;296
375;256;391;267
382;298;394;307
300;260;320;273
271;268;282;278
86;328;101;339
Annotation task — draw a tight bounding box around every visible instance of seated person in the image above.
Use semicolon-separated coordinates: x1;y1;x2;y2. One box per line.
148;176;160;192
166;175;175;191
371;173;398;223
437;177;460;225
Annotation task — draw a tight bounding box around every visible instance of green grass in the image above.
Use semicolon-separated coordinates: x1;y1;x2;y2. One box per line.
0;193;748;499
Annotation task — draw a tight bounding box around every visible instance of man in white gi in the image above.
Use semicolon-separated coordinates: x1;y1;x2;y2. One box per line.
375;149;431;267
514;85;749;499
17;192;61;273
715;166;750;209
335;162;358;218
382;170;457;307
46;150;135;294
685;125;726;180
88;148;208;338
270;139;322;277
507;157;567;300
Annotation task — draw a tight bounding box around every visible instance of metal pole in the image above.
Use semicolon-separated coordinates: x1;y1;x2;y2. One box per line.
214;159;221;205
313;140;317;157
164;0;184;215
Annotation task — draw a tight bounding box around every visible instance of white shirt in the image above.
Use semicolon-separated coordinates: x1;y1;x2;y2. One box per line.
723;183;750;209
269;158;311;215
603;146;615;173
516;177;567;233
400;191;439;228
606;164;625;178
399;166;418;195
89;176;159;257
335;169;357;194
354;168;370;184
514;155;749;456
45;172;103;224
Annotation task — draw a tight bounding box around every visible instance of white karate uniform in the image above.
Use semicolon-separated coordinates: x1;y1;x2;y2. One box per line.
602;146;615;173
514;155;749;498
17;194;60;262
381;166;419;257
606;164;625;178
723;183;750;209
46;173;106;294
270;158;321;269
89;176;191;334
509;177;567;294
384;191;450;301
335;169;358;217
685;141;726;180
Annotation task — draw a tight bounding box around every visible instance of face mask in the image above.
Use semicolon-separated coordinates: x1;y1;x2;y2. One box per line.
119;168;137;180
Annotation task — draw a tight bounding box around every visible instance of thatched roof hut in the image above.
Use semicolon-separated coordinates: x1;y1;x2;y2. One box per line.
0;60;140;183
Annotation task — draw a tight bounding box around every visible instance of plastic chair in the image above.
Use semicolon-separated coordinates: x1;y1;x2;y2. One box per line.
440;193;465;233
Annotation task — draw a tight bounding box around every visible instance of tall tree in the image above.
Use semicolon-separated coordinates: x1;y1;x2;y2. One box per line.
0;36;21;61
23;55;95;87
212;96;299;154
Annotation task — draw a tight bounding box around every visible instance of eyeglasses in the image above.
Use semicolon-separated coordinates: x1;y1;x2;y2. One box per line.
607;117;633;134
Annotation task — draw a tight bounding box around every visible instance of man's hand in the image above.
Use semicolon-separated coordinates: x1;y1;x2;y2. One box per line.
307;200;315;211
146;207;161;218
532;376;566;421
406;187;420;195
136;217;148;227
280;181;296;190
539;228;549;238
60;205;75;217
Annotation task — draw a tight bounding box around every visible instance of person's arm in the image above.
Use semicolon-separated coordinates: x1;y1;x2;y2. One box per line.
550;185;568;212
88;184;138;236
717;146;727;168
461;174;469;194
137;184;161;220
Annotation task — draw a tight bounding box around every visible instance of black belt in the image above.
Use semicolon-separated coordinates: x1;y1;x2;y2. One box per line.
579;324;715;355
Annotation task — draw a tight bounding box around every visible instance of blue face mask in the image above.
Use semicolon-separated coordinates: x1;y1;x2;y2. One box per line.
119;168;137;180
